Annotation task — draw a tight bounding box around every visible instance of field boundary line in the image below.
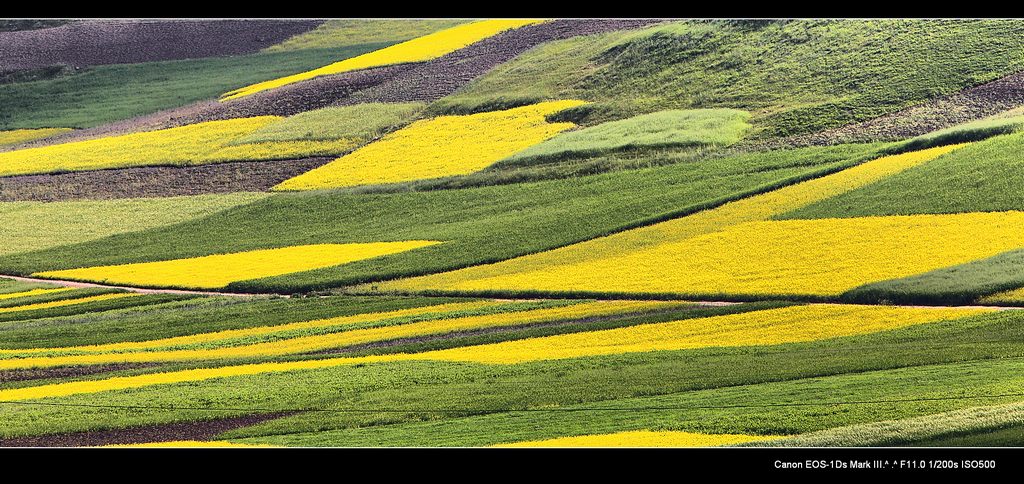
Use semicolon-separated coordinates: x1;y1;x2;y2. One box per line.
4;273;1023;311
0;275;275;298
3;392;1024;415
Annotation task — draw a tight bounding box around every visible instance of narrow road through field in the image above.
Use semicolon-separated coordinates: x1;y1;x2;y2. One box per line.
3;274;1021;311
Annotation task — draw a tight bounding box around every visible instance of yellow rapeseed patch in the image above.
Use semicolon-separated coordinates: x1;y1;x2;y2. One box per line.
0;118;279;177
0;287;74;301
978;287;1024;305
0;128;73;147
0;303;984;400
373;144;972;296
494;431;780;447
0;301;673;368
223;19;543;100
408;211;1024;298
0;120;358;177
34;242;440;290
274;100;588;190
0;293;139;313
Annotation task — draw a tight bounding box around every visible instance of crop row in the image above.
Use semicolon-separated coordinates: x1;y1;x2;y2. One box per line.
0;300;674;368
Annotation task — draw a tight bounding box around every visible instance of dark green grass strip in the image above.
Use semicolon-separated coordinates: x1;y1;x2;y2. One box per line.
0;293;192;325
0;295;467;349
0;43;390;129
0;287;118;309
843;249;1024;306
913;425;1024;446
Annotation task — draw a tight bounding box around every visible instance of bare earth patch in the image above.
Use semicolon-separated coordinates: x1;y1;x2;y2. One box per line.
0;157;332;201
0;363;158;383
0;19;323;71
748;69;1024;150
0;412;295;447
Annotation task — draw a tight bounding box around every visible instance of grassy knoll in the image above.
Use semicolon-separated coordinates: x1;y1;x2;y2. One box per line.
264;19;470;53
0;193;266;258
496;109;751;167
233;102;425;144
438;20;1024;137
0;144;879;292
0;45;389;129
0;306;1019;440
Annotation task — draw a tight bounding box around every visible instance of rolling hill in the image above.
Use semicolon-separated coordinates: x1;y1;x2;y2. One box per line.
2;18;1024;449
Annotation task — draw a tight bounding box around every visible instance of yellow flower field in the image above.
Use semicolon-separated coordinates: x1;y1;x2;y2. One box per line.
0;303;983;399
222;19;543;100
398;211;1024;298
34;242;440;290
274;100;588;190
0;287;73;301
0;117;366;177
0;118;277;177
373;144;972;296
0;128;73;147
977;287;1024;305
494;431;780;447
0;300;675;368
0;293;139;314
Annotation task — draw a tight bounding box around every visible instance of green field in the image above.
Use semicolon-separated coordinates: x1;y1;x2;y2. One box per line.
497;108;751;167
0;144;880;292
0;45;389;129
5;18;1024;450
0;193;266;257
